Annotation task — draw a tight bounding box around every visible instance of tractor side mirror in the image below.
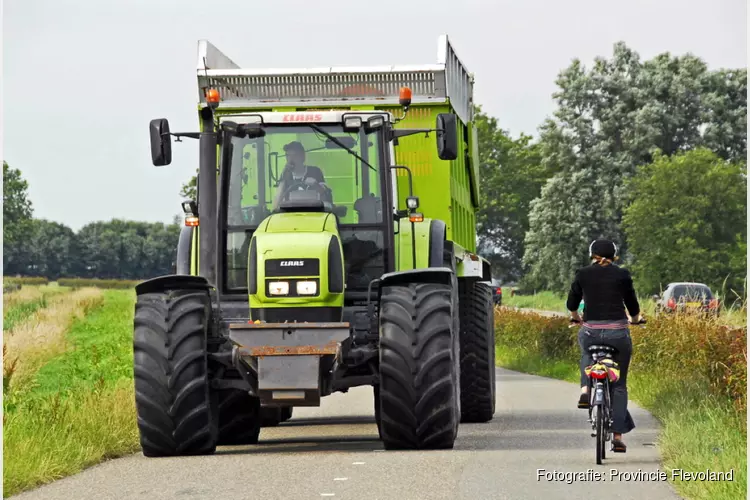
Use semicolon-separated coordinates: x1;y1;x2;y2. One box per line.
149;118;172;166
435;113;458;161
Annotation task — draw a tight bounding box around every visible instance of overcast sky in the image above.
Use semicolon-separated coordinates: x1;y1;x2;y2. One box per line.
3;0;747;231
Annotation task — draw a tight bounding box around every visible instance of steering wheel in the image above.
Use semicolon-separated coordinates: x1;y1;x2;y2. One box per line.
280;180;332;204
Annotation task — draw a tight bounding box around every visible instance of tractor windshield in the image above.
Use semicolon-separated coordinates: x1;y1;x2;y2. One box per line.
225;124;385;226
223;123;388;292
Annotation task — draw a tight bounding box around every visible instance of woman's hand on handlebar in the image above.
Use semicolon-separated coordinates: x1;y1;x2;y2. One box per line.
629;314;647;325
569;310;582;327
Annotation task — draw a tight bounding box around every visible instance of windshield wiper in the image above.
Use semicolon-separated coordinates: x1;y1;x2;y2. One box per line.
308;123;378;174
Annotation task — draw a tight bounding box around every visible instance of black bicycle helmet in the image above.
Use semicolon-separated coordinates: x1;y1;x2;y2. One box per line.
588;239;618;260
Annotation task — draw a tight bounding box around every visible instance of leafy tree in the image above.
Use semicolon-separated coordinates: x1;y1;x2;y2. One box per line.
523;168;620;291
77;220;180;280
180;170;197;201
701;69;747;163
522;42;747;291
474;107;548;282
622;149;747;295
3;162;34;274
24;219;80;280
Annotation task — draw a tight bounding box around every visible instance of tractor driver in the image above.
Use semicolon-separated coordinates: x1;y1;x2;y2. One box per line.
272;141;332;209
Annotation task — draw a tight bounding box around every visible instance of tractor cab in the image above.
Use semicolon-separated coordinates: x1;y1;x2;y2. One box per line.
219;111;393;296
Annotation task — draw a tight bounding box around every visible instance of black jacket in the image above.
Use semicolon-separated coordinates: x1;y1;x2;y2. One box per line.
566;263;640;321
280;165;325;186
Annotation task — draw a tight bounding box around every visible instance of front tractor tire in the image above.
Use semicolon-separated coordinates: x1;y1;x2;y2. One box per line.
133;289;219;457
458;280;496;423
378;282;460;450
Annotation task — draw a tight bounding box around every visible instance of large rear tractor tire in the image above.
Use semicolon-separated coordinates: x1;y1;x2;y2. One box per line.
373;385;384;440
217;388;261;445
378;282;460;450
133;289;219;457
458;281;496;423
259;406;293;427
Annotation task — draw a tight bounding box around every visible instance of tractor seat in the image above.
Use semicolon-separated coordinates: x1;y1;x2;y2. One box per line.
588;344;618;354
354;193;382;223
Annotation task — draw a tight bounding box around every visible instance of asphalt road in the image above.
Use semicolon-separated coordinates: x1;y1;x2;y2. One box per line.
11;367;681;500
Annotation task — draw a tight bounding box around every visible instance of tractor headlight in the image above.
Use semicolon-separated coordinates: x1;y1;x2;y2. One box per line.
296;281;317;295
268;281;290;295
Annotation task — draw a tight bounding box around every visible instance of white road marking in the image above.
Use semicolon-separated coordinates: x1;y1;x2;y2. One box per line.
352;461;365;465
320;494;335;497
334;477;348;481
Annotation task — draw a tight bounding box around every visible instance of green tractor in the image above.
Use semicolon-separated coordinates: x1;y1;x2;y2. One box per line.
134;35;495;455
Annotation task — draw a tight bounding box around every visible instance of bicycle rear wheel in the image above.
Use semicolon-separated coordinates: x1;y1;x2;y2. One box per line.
602;380;612;459
595;404;604;465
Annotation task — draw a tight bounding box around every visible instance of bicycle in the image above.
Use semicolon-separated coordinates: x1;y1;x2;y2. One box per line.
570;318;647;465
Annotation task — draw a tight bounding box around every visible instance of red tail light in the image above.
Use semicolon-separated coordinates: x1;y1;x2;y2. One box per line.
709;299;719;308
667;298;676;309
496;288;502;295
590;370;608;380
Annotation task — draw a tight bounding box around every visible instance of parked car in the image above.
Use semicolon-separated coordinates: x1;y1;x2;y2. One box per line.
653;282;720;316
480;279;503;306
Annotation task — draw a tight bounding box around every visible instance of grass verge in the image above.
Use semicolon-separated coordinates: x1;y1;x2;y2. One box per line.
3;285;72;332
3;284;69;314
56;278;140;289
3;289;138;497
3;288;103;390
495;310;747;500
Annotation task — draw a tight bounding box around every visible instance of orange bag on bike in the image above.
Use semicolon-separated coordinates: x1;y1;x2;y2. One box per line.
584;358;620;383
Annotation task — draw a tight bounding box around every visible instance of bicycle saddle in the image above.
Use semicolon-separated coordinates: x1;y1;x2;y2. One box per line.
588;344;618;354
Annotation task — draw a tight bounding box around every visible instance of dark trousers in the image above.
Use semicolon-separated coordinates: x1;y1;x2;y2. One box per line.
578;327;636;434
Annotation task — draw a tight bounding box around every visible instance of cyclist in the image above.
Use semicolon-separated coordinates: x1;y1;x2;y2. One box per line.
566;239;642;453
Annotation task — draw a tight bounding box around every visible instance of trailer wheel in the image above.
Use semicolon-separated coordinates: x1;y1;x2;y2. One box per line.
133;289;218;457
458;281;496;423
217;389;261;445
378;282;460;450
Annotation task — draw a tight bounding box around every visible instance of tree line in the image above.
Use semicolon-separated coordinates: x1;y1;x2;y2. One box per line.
5;42;746;296
3;162;181;281
474;42;746;296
